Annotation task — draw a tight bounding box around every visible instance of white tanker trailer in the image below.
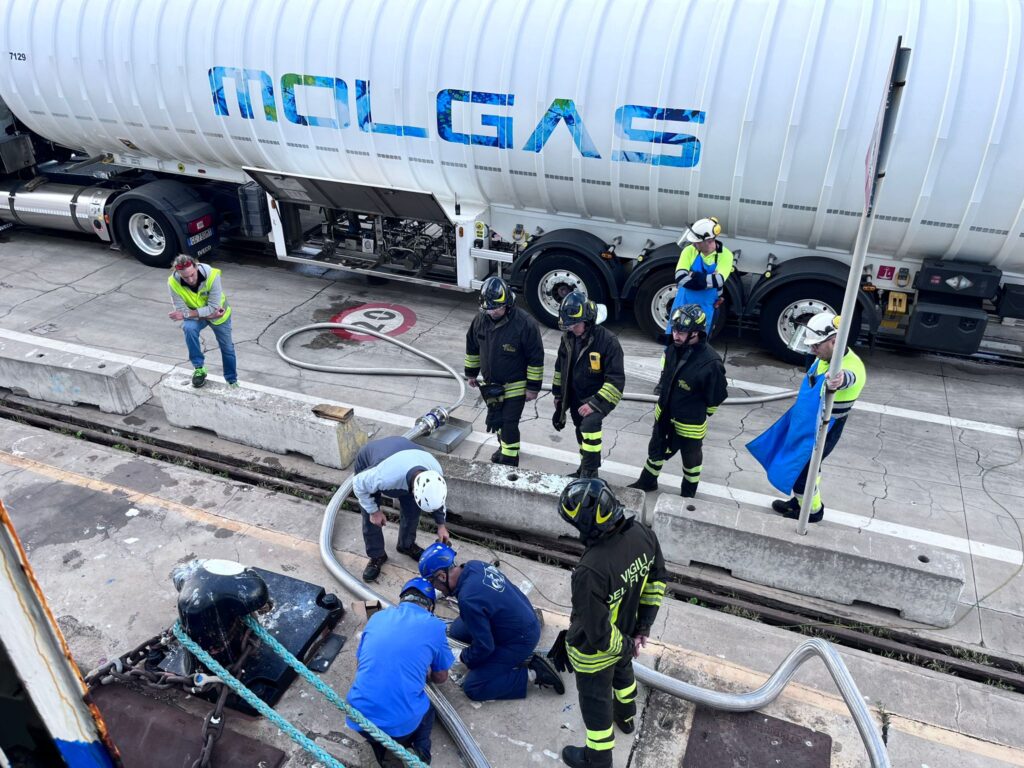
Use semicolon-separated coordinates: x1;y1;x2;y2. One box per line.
2;0;1023;361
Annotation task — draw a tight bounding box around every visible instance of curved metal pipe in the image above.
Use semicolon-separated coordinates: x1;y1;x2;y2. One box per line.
276;323;468;410
633;638;890;767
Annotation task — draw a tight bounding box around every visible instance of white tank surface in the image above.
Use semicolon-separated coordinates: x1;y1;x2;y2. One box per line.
1;0;1022;273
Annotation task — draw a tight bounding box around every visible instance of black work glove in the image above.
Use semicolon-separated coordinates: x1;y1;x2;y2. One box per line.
547;629;574;673
485;404;503;433
680;272;708;291
552;401;566;432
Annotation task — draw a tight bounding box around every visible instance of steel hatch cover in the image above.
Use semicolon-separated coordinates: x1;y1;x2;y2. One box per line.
682;707;832;767
90;685;286;768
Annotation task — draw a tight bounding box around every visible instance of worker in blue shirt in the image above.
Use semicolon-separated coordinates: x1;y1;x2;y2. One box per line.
419;543;564;701
353;436;451;583
346;577;454;766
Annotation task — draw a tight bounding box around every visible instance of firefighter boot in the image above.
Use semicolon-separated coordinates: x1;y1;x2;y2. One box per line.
561;746;611;768
778;502;825;523
680;479;698;498
627;469;658;492
490;449;520;467
772;497;800;515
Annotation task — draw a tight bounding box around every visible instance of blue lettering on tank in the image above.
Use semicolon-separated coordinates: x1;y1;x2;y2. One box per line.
612;106;705;167
208;67;278;122
436;89;514;148
207;67;706;167
281;74;349;128
522;98;600;158
355;80;428;138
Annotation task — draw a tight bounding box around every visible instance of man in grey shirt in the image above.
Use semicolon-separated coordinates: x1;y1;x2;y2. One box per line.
353;436;450;582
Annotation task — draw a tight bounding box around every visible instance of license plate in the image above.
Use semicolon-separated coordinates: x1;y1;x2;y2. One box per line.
187;228;213;246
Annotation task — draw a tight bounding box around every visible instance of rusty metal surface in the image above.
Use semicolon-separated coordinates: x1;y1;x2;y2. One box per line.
90;685;286;768
682;707;832;768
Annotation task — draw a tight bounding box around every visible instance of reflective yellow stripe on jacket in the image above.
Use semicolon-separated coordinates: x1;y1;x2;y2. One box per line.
168;268;231;325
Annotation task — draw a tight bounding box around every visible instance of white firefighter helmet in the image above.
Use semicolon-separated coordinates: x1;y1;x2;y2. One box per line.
413;470;447;512
789;310;841;351
678;216;722;245
806;311;841;343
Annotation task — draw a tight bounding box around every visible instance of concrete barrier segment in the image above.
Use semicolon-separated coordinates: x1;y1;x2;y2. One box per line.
651;494;966;627
437;456;646;539
0;337;151;414
158;373;368;469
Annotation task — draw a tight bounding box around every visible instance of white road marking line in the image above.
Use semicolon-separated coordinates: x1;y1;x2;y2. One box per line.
1;328;1020;564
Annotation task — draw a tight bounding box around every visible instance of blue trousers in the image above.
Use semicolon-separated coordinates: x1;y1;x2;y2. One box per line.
449;617;539;701
182;317;237;384
364;706;434;765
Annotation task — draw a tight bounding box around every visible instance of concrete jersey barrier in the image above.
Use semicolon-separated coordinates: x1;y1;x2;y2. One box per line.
436;456;647;540
651;494;966;627
158;373;367;469
0;337;151;414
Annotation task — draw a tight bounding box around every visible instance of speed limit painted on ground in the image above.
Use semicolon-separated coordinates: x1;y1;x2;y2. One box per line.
330;303;417;341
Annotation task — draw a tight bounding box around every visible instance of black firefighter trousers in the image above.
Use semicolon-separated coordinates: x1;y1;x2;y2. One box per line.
573;654;637;766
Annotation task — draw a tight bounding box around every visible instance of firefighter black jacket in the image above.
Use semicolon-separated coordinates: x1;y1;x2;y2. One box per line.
552;324;625;419
656;338;729;425
464;307;544;394
566;518;668;673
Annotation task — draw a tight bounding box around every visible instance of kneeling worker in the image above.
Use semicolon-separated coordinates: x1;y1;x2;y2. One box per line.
346;577;454;766
553;479;668;768
418;542;564;701
629;304;728;497
353;436;450;583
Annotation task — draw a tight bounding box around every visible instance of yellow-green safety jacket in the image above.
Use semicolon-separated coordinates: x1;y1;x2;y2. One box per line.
167;265;231;325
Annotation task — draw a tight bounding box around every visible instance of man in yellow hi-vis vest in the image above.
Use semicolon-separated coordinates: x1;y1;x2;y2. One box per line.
167;255;237;388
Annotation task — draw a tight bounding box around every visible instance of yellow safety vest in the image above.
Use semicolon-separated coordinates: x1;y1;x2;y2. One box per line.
168;267;231;325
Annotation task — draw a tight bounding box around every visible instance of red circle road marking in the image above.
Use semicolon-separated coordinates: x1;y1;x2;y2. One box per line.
330;303;417;341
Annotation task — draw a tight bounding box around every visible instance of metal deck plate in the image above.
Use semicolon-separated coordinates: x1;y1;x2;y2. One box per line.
91;685;286;768
413;416;473;453
682;707;833;767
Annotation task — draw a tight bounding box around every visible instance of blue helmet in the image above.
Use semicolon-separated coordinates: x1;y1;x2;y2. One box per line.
418;542;457;579
399;577;437;610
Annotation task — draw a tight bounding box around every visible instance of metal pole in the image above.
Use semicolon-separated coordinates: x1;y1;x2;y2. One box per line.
797;42;910;534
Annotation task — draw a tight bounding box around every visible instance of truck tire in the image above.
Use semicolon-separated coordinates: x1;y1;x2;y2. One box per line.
115;200;180;268
633;268;676;339
758;283;859;365
524;253;607;328
634;268;730;340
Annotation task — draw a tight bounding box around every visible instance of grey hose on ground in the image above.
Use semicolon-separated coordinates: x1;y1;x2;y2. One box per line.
275;324;794;405
281;322;885;768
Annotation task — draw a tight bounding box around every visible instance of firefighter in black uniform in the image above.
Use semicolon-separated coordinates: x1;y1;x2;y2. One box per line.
552;292;625;478
550;478;668;768
465;276;545;466
628;304;728;498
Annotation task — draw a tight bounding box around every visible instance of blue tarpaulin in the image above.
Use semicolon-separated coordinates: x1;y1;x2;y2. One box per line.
746;364;834;494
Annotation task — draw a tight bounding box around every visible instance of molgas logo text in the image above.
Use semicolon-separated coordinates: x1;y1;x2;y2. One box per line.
208;67;705;168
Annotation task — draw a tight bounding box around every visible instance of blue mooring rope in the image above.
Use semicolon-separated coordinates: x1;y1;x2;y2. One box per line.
171;621;427;768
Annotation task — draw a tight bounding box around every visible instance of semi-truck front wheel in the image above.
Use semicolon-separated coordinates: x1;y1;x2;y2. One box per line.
524;253;607;328
758;283;858;364
115;201;179;268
